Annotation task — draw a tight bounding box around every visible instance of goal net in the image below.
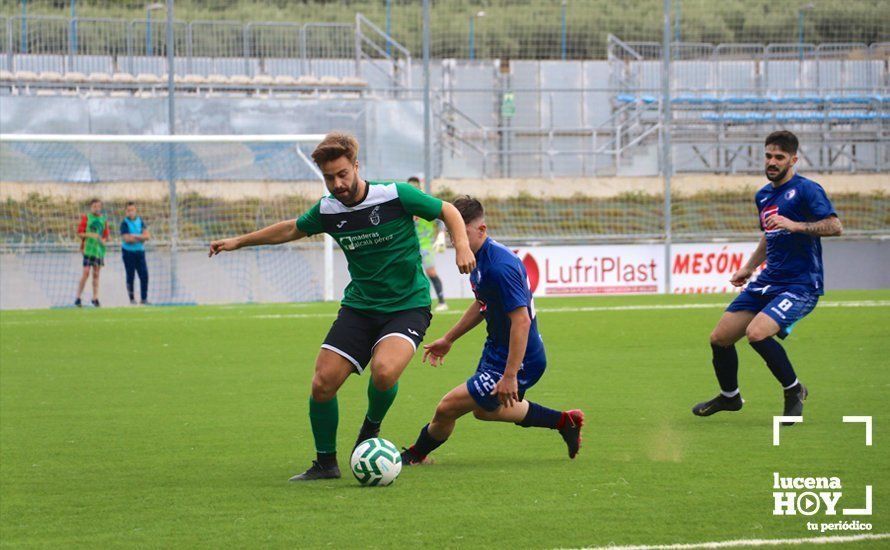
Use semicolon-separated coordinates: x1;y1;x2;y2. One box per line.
0;134;334;309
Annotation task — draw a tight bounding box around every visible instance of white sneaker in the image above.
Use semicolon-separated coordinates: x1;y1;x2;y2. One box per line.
434;303;449;312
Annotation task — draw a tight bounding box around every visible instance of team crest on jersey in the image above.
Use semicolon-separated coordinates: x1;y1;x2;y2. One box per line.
369;206;381;226
785;189;797;200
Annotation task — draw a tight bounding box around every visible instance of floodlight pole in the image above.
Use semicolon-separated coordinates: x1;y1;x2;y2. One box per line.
662;0;673;294
166;0;178;300
20;0;27;54
385;0;391;57
70;0;77;59
422;0;431;194
797;3;814;62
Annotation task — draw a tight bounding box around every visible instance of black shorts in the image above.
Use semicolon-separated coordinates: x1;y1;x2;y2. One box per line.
83;255;104;267
322;306;432;374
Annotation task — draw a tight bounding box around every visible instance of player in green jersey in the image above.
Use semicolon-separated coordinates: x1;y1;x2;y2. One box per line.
209;132;475;481
408;176;448;312
75;198;110;307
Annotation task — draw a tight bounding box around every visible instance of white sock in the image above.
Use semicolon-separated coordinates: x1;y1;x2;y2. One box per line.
721;388;740;398
783;379;799;390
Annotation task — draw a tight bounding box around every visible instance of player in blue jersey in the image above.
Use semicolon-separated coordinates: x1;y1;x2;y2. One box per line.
693;131;843;425
401;197;583;465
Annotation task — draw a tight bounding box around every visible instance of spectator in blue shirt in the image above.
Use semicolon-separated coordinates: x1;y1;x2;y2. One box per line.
120;202;150;305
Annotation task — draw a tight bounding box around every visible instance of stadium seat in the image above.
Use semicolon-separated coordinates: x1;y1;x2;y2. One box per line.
181;74;207;86
828;111;877;122
87;72;113;84
722;95;769;104
135;73;162;85
296;75;321;87
273;75;299;86
340;76;368;88
38;71;64;83
318;76;342;87
228;75;252;86
13;70;39;81
252;74;275;86
0;69;13;82
206;74;229;85
672;95;720;104
112;73;136;84
63;71;87;83
826;95;872;105
772;95;824;104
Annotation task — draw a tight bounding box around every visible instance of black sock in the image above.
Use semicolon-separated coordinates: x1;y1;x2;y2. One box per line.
711;343;739;394
516;402;563;428
411;424;446;457
360;416;381;434
317;451;337;468
430;275;445;303
750;338;798;388
127;284;134;301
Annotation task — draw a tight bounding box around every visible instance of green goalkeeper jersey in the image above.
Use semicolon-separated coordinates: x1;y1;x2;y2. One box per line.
297;181;443;313
414;217;438;251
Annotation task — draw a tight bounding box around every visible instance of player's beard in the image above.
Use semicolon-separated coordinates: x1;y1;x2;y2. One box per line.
765;165;788;183
334;175;361;205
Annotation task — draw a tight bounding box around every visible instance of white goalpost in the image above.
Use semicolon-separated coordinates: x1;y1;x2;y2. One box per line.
0;133;335;309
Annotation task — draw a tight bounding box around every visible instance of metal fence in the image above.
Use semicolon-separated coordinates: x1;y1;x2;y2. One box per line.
2;14;409;83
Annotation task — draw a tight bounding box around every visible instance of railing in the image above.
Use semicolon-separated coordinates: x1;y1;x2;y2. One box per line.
3;13;404;83
355;13;411;89
614;40;886;94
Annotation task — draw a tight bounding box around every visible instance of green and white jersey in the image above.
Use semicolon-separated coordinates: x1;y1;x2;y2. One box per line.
297;181;443;314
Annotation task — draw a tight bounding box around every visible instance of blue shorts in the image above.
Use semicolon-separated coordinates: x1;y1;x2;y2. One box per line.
466;344;547;412
727;287;819;338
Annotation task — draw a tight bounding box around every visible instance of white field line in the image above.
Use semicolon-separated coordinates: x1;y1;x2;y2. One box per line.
1;300;888;326
575;532;890;549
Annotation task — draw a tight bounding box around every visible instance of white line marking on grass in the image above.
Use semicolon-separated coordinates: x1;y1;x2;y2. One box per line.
577;532;890;549
773;416;803;444
843;415;873;446
2;300;888;326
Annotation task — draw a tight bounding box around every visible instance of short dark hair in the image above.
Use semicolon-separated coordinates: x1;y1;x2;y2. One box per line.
407;176;421;184
126;201;136;208
765;130;799;155
89;198;101;206
311;132;359;166
452;196;484;224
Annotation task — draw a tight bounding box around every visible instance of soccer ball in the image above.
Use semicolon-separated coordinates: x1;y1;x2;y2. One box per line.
350;437;402;486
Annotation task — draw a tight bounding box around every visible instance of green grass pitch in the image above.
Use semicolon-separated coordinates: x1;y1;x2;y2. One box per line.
1;291;888;548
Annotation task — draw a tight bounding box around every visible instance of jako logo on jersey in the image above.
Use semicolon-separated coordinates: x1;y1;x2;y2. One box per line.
337;220;347;228
369;206;381;226
785;189;797;200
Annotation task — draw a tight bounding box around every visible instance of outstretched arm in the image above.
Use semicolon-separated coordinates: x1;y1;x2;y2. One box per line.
439;202;476;274
423;301;485;366
764;215;843;237
443;300;485;343
209;219;306;257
